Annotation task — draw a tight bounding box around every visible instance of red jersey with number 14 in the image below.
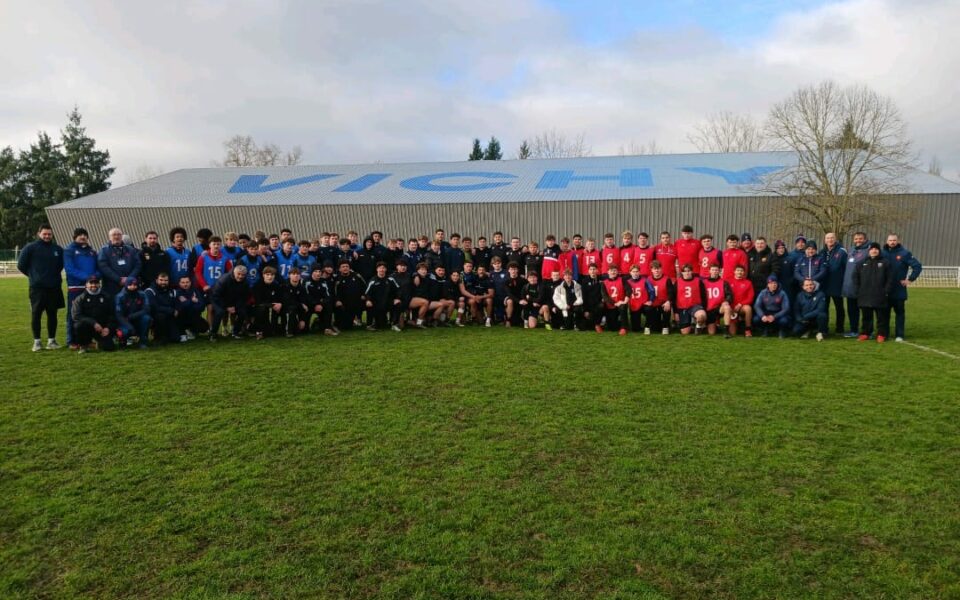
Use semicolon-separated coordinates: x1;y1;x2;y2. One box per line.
676;276;704;309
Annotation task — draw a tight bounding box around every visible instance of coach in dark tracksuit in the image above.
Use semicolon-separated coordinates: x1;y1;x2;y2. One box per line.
853;243;892;340
17;224;65;350
71;276;116;352
819;236;847;334
882;236;922;341
209;266;250;339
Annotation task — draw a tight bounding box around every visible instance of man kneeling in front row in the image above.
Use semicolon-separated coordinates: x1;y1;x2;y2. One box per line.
71;276;116;353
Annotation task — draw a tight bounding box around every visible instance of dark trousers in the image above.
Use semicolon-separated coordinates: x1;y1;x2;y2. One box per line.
605;305;629;330
629;309;645;332
74;322;116;351
827;295;845;333
860;307;889;337
579;303;602;329
30;302;58;340
559;306;582;329
753;315;791;335
117;315;152;340
176;309;209;335
884;298;906;338
845;297;860;333
335;303;362;329
368;306;390;329
284;306;307;335
66;289;83;344
793;314;828;336
212;304;247;335
307;305;333;331
642;305;670;330
253;305;283;334
153;313;180;343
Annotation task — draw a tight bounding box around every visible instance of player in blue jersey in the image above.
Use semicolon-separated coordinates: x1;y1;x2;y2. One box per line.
166;227;192;283
292;240;316;277
274;239;298;281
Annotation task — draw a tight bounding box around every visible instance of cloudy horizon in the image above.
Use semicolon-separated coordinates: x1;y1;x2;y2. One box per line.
1;0;957;184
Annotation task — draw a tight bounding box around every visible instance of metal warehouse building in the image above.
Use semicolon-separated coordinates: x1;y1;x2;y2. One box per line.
46;152;960;264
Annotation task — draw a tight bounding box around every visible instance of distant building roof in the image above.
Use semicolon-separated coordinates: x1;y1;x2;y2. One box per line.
50;151;960;210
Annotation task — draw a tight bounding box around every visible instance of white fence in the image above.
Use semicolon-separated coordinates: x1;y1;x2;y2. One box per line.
913;266;960;288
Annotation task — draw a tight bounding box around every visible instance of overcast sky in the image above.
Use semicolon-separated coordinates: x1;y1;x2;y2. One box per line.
1;0;957;183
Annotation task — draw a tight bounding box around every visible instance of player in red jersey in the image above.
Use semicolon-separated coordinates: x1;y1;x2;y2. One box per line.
625;265;656;332
702;263;733;335
600;233;620;273
721;234;749;283
675;264;707;335
675;225;700;276
557;237;578;280
601;264;629;335
579;237;601;278
635;232;656;277
697;234;722;278
618;230;637;274
727;265;755;337
571;234;585;268
653;231;678;280
645;260;674;335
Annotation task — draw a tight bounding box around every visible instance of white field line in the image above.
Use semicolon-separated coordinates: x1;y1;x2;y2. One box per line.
899;340;960;361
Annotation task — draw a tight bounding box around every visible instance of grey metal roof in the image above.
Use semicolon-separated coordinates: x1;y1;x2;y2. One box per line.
50;151;960;210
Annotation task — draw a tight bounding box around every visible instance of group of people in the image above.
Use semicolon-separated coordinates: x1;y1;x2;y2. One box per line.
16;222;923;353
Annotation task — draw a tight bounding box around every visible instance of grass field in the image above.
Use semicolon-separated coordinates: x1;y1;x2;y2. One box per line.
1;277;958;599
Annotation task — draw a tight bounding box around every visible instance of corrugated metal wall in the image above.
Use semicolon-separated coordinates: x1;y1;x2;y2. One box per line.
47;194;960;264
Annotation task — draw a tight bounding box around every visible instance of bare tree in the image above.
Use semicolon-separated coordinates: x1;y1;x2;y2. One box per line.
687;111;767;153
618;139;663;156
125;164;164;185
219;135;304;167
285;145;303;166
928;155;942;176
528;129;592;159
760;81;916;240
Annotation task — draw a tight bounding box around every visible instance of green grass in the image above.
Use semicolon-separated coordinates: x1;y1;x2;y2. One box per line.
1;277;958;599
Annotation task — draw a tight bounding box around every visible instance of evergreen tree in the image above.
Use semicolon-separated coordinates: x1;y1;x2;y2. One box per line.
483;136;503;160
518;140;531;159
468;138;484;161
2;133;72;247
61;106;114;198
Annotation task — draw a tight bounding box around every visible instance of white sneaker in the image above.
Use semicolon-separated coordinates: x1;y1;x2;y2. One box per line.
485;318;491;328
662;328;669;335
184;329;196;340
816;333;824;342
895;337;904;343
46;339;61;350
179;334;189;343
643;327;651;335
32;340;42;352
391;325;402;332
800;332;810;339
